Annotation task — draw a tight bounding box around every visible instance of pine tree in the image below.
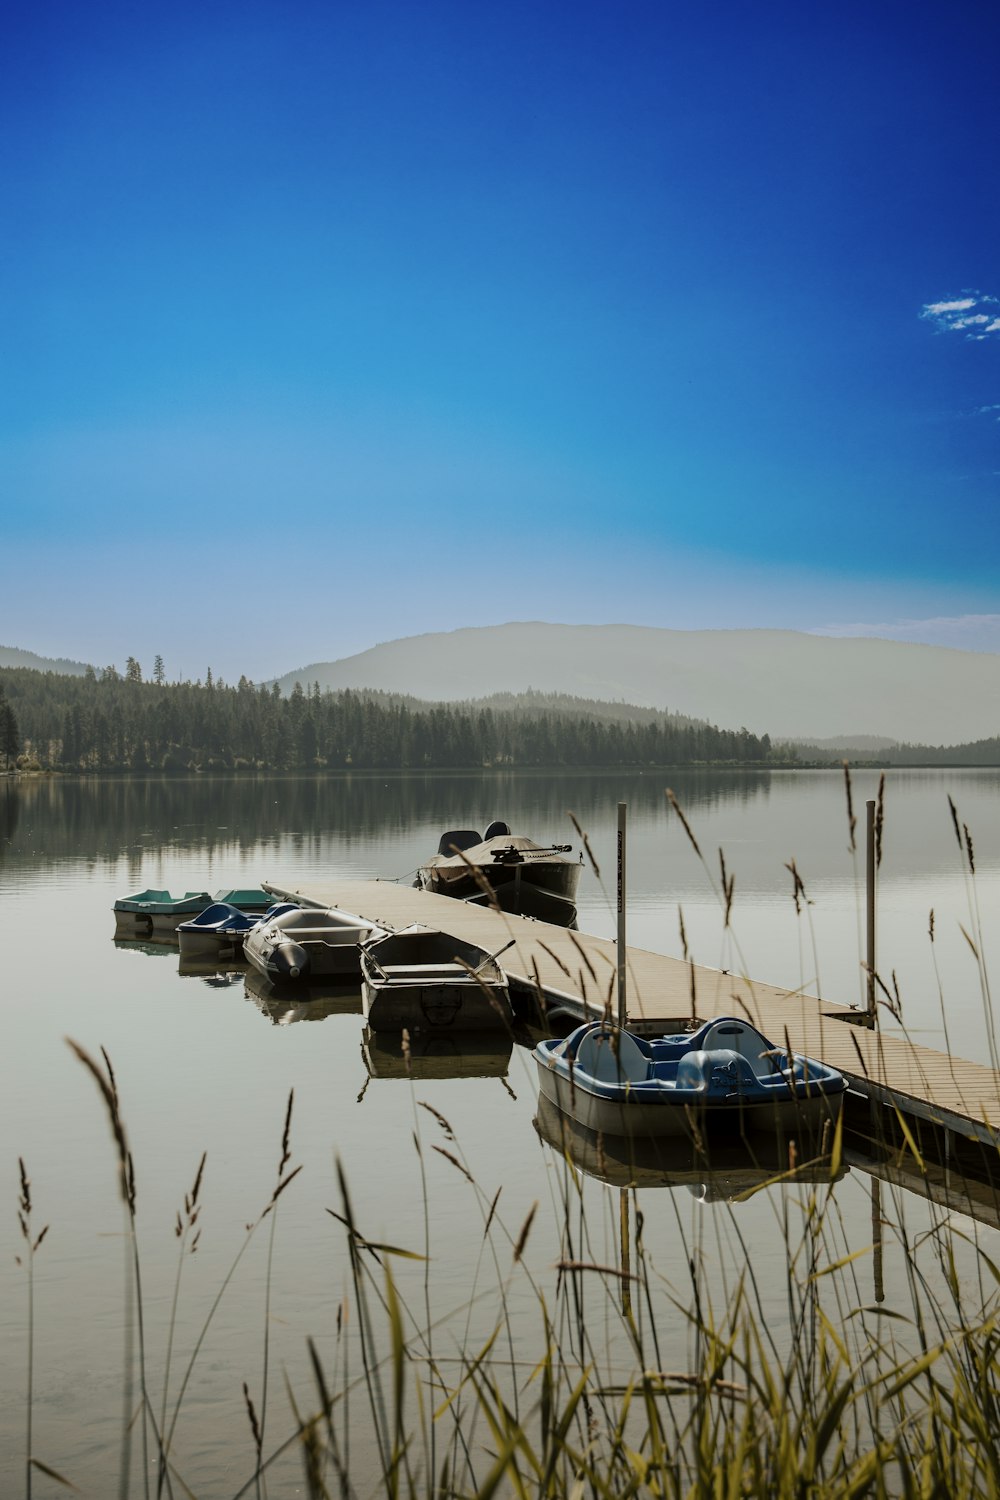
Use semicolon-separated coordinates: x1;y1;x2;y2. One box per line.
0;689;19;769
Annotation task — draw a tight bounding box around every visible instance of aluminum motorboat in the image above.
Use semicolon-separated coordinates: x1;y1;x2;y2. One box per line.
360;925;515;1033
416;821;582;923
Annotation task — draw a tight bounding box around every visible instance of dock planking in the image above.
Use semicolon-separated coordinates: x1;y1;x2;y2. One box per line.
265;876;1000;1149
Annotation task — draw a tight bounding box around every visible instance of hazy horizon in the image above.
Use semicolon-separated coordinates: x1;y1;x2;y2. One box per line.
4;617;1000;701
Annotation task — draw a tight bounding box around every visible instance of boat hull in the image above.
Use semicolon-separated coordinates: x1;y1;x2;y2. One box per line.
360;926;513;1033
417;835;581;922
114;890;214;938
176;928;249;962
176;901;263;961
535;1062;842;1139
243;908;377;982
361;973;511;1032
534;1017;847;1141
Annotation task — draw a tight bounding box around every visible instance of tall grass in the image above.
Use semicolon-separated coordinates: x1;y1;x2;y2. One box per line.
16;1159;55;1498
21;1026;998;1499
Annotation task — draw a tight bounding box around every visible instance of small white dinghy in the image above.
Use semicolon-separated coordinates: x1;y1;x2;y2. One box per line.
243;906;384;982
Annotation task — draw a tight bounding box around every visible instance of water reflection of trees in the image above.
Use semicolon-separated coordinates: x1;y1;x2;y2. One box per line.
0;781;19;856
2;771;773;869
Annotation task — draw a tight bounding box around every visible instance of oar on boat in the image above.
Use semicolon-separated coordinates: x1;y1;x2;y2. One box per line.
473;937;517;974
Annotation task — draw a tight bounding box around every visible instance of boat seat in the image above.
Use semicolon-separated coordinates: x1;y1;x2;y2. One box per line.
380;963;471;979
297;927;369;942
437;830;482;856
573;1028;650;1085
697;1020;776;1078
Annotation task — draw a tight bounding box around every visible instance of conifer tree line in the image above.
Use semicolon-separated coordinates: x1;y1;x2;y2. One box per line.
1;664;777;772
0;681;20;770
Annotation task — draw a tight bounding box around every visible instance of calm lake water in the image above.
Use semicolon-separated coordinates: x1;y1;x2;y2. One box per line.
2;769;999;1495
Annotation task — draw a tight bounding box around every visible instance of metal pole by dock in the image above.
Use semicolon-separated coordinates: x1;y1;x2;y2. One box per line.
617;802;627;1027
866;799;877;1028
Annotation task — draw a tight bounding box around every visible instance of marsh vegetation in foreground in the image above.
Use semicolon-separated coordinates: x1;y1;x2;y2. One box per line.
16;1038;1000;1499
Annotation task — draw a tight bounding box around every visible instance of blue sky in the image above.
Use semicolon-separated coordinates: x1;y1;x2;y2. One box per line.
3;0;999;681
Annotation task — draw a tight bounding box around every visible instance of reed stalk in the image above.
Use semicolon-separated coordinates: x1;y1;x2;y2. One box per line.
16;1159;49;1500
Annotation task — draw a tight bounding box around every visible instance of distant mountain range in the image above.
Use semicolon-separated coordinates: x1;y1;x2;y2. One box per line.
0;644;93;676
5;625;1000;744
271;624;1000;744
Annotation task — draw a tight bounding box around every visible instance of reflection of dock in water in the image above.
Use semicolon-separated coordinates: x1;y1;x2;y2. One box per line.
534;1093;845;1200
243;967;363;1025
362;1026;512;1080
845;1144;1000;1233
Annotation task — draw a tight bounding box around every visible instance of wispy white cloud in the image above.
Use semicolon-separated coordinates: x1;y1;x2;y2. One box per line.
811;614;1000;654
924;298;977;316
921;290;1000;337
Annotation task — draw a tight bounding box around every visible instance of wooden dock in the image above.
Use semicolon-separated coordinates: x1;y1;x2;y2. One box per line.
266;877;1000;1153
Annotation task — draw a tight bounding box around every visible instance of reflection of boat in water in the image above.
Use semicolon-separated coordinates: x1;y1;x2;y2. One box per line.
113;936;179;956
361;1026;513;1079
534;1094;846;1200
534;1017;847;1139
244;906;383;982
416;822;582;924
176;964;246;989
113;887;273;939
360;925;514;1033
244;966;363;1025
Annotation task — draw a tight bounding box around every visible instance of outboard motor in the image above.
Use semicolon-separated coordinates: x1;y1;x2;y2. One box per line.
273;941;311;981
484;820;511;839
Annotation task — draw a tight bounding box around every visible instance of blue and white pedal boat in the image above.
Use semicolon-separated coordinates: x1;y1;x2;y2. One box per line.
176;901;277;962
534;1016;847;1138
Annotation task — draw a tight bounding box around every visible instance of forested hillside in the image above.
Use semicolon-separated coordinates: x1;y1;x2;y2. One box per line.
1;666;775;772
801;736;1000;767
